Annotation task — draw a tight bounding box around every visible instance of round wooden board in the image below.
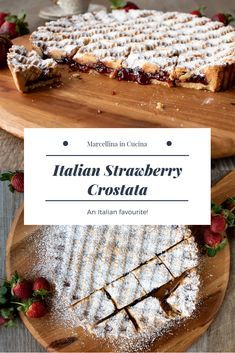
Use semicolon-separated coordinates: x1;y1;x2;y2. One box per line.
5;172;234;352
0;36;235;159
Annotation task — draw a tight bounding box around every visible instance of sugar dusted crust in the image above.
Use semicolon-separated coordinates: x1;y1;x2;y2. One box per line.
71;289;115;325
128;297;169;331
166;269;200;318
29;9;235;91
159;237;199;278
133;258;173;293
92;310;137;339
31;225;201;341
105;272;146;309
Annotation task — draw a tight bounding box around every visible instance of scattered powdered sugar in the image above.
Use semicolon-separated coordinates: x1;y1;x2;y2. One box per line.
29;225;200;352
201;97;214;105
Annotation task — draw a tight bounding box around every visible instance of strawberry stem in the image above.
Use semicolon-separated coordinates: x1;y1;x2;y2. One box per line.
10;301;23;306
109;0;126;9
196;5;207;16
230;205;235;213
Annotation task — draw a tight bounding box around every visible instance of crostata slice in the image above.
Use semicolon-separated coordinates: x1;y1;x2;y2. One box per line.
7;45;61;92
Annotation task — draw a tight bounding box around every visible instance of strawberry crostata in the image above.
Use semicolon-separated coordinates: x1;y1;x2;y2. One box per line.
31;225;201;350
8;9;235;92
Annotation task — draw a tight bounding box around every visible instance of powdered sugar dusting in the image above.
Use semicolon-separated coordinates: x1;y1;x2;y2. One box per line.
29;225;200;351
7;45;58;72
30;9;235;78
167;269;200;317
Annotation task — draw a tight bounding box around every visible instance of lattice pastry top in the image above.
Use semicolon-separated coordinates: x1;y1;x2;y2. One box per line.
7;45;58;72
32;225;200;343
30;9;235;90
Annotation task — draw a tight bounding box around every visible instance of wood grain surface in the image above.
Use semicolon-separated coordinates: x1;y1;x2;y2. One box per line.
0;36;235;159
4;172;234;352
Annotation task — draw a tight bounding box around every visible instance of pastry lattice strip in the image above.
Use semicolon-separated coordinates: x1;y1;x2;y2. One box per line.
30;9;235;91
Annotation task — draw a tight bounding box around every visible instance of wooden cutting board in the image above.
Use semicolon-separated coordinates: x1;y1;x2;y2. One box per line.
0;35;235;159
5;171;234;352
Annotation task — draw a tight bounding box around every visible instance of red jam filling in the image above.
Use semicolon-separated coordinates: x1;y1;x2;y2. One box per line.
117;68;150;84
69;63;172;85
55;57;207;86
186;74;208;85
117;68;173;85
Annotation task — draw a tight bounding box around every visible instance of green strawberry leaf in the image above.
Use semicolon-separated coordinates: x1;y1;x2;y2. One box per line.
198;6;207;16
205;238;227;257
211;201;222;215
222;209;235;227
0;287;7;296
0;283;9;304
17;11;26;22
110;0;126;9
1;308;12;319
0;297;7;304
16;21;30;36
4;319;16;328
10;272;20;286
33;289;49;299
8;184;15;193
205;245;217;257
5;15;18;23
0;172;14;182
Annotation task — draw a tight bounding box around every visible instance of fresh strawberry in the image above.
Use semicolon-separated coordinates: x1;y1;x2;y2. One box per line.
190;10;202;17
0;12;9;27
24;300;47;319
211;214;227;233
211;13;234;26
11;273;32;300
0;21;17;38
12;280;32;300
203;228;222;247
0;171;24;193
0;317;15;328
0;316;6;326
110;0;139;11
123;1;139;11
33;278;50;298
190;6;206;17
11;172;24;192
0;11;29;39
